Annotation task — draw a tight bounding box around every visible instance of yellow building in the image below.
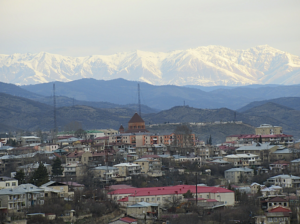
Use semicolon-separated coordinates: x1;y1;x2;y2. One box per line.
255;124;282;135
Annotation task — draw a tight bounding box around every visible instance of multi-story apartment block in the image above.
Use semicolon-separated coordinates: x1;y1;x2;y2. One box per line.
16;136;41;146
0;177;18;189
291;158;300;172
113;163;141;177
63;163;85;178
224;153;261;167
266;175;300;188
224;167;254;184
235;143;280;162
255;124;283;135
0;184;44;212
135;158;162;177
92;166;119;181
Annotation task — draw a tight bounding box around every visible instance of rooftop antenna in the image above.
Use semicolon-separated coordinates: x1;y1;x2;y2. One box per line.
138;83;142;117
53;83;57;133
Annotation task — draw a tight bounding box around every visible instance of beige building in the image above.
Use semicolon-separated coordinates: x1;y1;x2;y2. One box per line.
0;184;44;212
110;185;235;206
224;167;254;184
224;153;261;167
255;124;283;135
266;174;300;188
63;163;85;178
92;166;119;180
291;158;300;172
113;163;141;177
41;181;73;198
17;136;41;146
98;129;118;136
0;177;18;189
236;143;280;162
134;158;162;177
250;183;266;195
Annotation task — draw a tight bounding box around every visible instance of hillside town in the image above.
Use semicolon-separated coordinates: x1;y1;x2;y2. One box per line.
0;113;300;224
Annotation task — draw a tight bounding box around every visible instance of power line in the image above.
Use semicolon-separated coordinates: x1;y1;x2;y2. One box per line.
138;83;142;118
53;83;57;133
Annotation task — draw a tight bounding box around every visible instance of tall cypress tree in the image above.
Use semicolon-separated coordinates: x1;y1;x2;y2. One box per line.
209;135;212;145
31;162;49;186
52;157;63;176
258;135;262;143
15;170;25;184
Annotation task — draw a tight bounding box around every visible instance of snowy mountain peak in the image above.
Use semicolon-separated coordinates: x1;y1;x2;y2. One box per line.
0;45;300;86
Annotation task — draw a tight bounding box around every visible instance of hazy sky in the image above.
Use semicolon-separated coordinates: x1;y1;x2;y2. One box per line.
1;0;300;56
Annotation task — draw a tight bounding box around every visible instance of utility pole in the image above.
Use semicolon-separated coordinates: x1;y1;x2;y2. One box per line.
138;83;142;118
53;83;57;140
196;172;198;205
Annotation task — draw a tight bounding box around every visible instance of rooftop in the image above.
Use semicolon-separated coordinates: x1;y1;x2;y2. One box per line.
268;174;300;180
128;113;144;123
225;153;259;158
225;167;253;172
108;185;234;197
113;163;140;167
93;166;118;170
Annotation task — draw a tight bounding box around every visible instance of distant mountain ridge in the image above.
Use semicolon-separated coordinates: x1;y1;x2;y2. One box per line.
1;92;300;142
237;97;300;112
21;78;300;110
1;45;300;86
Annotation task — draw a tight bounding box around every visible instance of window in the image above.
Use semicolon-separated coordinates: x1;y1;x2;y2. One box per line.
6;183;10;187
146;198;149;202
12;182;16;186
141;198;144;202
40;200;44;205
163;197;166;201
157;197;160;201
152;198;155;201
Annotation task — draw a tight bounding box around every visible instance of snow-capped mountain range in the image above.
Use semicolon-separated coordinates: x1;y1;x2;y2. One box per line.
1;45;300;86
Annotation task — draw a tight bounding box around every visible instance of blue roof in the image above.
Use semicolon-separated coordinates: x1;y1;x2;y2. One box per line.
128;202;158;207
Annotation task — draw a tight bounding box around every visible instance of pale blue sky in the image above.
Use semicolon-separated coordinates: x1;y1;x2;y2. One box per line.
1;0;299;56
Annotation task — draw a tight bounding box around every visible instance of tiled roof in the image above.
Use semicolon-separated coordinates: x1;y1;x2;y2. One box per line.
268;206;291;213
119;217;137;223
128;113;144;123
118;196;129;202
269;197;288;202
109;185;233;197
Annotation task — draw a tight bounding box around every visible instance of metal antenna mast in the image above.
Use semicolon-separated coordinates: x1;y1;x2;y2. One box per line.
138;83;142;117
53;83;57;133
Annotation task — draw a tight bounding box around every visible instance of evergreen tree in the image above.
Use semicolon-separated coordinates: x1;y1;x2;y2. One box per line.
183;190;193;198
257;186;262;197
52;157;63;176
30;162;49;186
209;135;212;145
15;170;25;184
258;135;262;143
